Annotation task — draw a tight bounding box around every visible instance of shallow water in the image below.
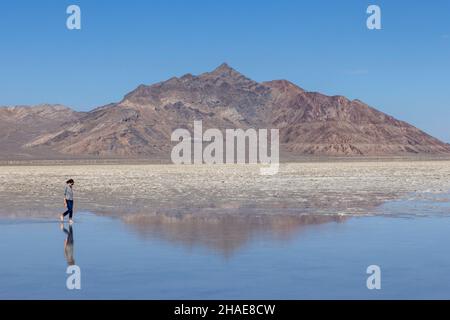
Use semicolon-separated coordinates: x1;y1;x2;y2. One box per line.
2;162;450;218
1;198;450;299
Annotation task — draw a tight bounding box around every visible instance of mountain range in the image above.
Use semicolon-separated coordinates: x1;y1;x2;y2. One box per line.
1;63;449;160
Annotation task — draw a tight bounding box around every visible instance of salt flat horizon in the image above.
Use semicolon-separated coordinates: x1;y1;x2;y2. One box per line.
0;160;449;219
2;154;450;166
1;160;450;299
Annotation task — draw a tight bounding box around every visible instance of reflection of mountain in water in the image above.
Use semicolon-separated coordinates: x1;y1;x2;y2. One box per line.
122;211;348;257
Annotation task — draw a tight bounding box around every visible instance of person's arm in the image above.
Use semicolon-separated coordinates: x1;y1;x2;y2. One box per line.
64;186;67;207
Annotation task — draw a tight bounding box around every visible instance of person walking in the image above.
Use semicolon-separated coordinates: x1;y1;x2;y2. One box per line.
61;179;75;224
60;224;75;266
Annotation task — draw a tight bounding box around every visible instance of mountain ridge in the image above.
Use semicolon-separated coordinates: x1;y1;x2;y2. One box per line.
1;64;449;159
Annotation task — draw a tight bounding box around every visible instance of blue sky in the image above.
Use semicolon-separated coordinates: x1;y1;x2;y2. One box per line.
1;0;449;142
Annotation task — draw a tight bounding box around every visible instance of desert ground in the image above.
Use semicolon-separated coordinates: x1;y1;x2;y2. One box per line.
0;161;449;220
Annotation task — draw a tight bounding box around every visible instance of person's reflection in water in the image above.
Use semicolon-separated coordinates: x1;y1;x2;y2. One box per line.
60;224;75;266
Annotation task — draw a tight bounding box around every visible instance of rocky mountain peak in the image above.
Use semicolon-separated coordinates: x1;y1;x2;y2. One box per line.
1;65;449;159
204;63;250;82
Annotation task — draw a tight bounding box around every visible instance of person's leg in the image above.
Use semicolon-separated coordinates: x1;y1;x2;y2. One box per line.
68;200;73;221
62;207;70;217
68;200;74;220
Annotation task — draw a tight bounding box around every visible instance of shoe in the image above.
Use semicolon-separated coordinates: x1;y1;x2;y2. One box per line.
69;219;74;225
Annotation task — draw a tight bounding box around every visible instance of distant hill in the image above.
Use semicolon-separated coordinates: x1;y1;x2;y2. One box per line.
0;105;82;159
1;64;449;160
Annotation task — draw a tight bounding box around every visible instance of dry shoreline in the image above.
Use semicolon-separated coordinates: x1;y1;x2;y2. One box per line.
0;161;449;220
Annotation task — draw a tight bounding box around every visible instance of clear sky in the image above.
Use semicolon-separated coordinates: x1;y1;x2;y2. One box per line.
1;0;449;142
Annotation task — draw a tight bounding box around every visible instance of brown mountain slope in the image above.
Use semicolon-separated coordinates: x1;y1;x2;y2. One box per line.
264;80;450;155
0;105;83;159
24;64;272;157
7;64;450;159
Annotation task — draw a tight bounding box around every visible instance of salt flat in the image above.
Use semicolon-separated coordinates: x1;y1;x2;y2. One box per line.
0;161;449;218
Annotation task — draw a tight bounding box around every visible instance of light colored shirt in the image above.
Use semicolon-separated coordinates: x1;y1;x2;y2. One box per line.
64;185;74;201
